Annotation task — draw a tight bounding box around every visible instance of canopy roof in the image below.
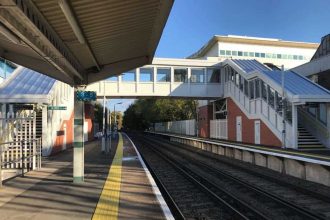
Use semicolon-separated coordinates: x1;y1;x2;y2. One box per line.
225;59;330;103
0;0;173;85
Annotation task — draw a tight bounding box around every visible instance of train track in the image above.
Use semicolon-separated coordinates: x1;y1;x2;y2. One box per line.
130;133;330;220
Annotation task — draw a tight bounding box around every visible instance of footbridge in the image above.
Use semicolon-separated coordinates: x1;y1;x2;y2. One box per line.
86;58;222;99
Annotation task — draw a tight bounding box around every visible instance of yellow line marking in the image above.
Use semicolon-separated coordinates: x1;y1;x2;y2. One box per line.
92;133;123;220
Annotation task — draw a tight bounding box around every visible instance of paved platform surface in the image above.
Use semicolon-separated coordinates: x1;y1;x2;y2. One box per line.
0;133;170;220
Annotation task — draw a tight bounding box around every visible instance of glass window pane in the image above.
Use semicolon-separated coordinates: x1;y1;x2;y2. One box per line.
244;79;248;96
238;51;243;56
286;101;292;123
235;72;239;86
122;70;136;81
266;53;272;58
255;52;260;57
275;92;282;114
239;75;244;91
261;81;267;101
255;79;260;98
282;54;288;59
220;50;226;55
107;76;118;81
191;68;204;83
157;68;170;82
232;51;238;56
260;53;265;58
226;50;232;56
249;80;255;99
140;68;153;82
293;55;298;60
319;104;327;124
277;54;282;59
272;54;277;59
207;68;220;83
174;68;188;83
243;52;248;56
268;86;275;108
249;52;254;57
288;55;293;59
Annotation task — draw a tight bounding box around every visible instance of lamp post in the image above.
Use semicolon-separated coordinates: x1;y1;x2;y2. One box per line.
101;80;106;153
113;102;122;137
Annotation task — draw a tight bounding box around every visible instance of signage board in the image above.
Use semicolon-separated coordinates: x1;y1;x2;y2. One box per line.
48;106;67;110
76;91;97;101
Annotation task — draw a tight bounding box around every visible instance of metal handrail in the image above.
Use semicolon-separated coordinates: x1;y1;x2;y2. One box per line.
0;138;42;187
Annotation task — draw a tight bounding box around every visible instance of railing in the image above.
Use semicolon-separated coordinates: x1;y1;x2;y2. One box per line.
0;138;42;187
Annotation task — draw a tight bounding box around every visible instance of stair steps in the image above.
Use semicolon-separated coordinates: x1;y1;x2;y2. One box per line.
298;125;326;150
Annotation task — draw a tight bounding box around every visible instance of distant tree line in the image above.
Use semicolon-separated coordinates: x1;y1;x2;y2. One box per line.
123;99;197;131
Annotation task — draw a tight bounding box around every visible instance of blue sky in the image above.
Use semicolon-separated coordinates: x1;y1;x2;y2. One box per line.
109;0;330;112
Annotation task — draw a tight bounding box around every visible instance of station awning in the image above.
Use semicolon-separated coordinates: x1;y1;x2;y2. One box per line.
0;0;174;85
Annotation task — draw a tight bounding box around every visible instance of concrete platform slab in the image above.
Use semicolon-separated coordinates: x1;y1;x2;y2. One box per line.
0;133;171;220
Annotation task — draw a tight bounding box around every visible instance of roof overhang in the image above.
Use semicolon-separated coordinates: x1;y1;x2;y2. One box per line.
0;0;174;85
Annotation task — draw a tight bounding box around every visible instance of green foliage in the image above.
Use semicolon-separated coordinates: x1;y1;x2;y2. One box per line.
110;111;123;130
123;99;197;130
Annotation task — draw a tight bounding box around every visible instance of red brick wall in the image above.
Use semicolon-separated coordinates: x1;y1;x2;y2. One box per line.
198;105;213;138
227;98;282;147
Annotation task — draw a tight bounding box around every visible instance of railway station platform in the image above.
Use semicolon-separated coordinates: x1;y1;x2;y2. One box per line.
147;131;330;187
0;133;172;220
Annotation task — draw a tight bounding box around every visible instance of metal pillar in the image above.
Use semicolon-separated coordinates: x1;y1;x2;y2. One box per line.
73;87;84;183
101;80;106;153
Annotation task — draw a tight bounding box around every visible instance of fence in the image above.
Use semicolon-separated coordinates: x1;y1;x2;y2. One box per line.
210;119;228;140
0;109;40;186
154;119;196;136
0;138;42;186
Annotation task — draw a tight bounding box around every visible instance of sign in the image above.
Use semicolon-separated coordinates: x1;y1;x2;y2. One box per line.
76;91;97;101
48;106;67;110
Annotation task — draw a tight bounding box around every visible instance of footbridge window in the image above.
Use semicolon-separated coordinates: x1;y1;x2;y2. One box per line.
174;68;188;83
157;68;170;82
206;68;220;83
122;70;136;82
191;68;205;83
140;68;153;82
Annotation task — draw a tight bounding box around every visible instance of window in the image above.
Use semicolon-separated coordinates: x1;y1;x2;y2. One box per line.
243;52;248;56
239;75;244;91
255;79;260;98
275;92;282;114
244;79;249;96
298;55;304;60
122;70;136;81
255;52;260;57
261;81;267;101
191;68;204;83
249;80;255;99
318;104;327;125
282;54;288;59
220;50;226;55
260;53;265;58
277;54;282;59
174;68;188;82
226;50;232;56
238;51;243;56
157;68;170;82
272;53;277;59
268;86;275;108
293;55;298;60
288;55;293;59
232;51;238;56
107;76;118;81
286;101;292;123
266;53;272;58
235;72;239;86
249;52;254;57
140;68;153;82
230;68;235;82
206;68;220;83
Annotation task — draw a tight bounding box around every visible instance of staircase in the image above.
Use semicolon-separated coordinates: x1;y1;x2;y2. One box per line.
298;125;326;150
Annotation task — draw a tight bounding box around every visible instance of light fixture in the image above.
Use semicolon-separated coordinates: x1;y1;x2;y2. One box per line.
58;0;85;44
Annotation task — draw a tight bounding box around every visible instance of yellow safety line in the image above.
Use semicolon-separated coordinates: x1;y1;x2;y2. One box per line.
92;133;123;220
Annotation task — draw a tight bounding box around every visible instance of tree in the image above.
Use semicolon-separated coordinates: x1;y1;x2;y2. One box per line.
110;111;123;130
123;98;197;131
